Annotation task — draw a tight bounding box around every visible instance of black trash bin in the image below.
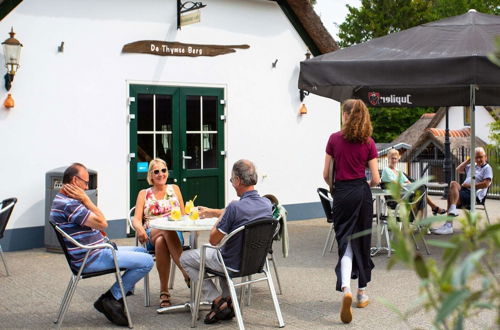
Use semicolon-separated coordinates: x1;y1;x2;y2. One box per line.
44;166;98;252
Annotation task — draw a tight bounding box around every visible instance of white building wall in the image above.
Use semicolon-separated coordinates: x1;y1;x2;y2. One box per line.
0;0;339;231
435;106;494;144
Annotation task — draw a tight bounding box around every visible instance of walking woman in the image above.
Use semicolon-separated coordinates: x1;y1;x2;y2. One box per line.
322;99;380;324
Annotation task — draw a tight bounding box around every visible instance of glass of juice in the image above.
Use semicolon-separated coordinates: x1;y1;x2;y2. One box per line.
170;207;181;221
189;207;199;220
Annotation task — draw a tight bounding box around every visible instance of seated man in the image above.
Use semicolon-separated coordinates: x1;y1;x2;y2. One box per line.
433;147;493;235
50;163;154;326
180;159;272;324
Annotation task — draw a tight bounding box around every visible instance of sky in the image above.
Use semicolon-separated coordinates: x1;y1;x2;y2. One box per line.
314;0;361;40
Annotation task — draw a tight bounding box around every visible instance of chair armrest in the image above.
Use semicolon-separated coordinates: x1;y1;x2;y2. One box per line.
318;191;333;202
54;225;116;251
0;201;15;215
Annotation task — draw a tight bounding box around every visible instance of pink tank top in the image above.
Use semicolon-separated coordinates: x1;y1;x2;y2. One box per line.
143;185;180;223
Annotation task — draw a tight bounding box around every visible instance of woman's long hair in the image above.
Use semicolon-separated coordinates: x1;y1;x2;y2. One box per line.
341;99;373;143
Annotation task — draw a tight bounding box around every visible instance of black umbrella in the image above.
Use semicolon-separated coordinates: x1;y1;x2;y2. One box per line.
299;10;500;210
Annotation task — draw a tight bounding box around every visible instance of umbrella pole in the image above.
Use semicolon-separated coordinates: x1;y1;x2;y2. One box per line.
470;84;476;212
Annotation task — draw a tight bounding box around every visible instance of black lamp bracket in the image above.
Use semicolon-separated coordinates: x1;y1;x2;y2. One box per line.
299;89;309;102
177;0;206;30
4;73;13;91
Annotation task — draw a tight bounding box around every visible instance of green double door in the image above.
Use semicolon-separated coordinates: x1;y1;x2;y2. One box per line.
129;85;225;210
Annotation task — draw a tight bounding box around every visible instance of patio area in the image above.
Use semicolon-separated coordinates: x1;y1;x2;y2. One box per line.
0;199;497;329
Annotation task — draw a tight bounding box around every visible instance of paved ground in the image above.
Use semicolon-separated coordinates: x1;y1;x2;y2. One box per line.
0;198;497;329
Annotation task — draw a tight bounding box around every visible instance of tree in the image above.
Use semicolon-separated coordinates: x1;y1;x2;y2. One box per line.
337;0;499;143
370;107;434;143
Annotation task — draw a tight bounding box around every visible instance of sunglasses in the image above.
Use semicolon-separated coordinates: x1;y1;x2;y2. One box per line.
75;175;89;186
153;168;167;175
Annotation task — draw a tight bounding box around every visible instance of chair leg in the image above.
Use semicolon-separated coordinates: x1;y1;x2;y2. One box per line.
114;271;133;328
227;278;245;330
264;260;285;328
168;260;176;289
246;275;252;307
144;272;150;307
191;248;207;328
419;226;431;255
383;223;391;258
322;224;335;256
54;275;75;325
0;244;9;276
270;253;282;295
57;276;80;329
483;206;491;224
328;228;335;253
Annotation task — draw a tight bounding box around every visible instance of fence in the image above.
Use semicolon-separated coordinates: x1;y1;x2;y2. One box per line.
377;147;500;199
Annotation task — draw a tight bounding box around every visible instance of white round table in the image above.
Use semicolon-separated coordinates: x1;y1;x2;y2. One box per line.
149;215;218;315
149;216;218;232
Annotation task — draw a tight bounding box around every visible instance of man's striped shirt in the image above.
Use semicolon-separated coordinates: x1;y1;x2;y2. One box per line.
50;193;105;270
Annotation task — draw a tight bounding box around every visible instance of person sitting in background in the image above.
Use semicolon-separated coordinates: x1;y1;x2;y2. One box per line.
50;163;153;327
432;147;492;235
381;148;446;215
131;158;190;308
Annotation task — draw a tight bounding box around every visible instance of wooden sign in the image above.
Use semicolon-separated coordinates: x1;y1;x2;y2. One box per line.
181;11;200;27
122;41;250;57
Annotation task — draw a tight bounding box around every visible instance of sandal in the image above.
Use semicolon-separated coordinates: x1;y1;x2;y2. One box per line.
159;291;171;308
204;297;225;324
184;277;191;289
218;297;235;320
432;206;446;215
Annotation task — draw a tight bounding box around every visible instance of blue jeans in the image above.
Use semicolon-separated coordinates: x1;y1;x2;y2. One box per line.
84;246;154;300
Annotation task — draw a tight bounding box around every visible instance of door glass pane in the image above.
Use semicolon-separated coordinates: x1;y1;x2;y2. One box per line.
186;96;201;131
186;133;201;169
156;95;172;131
137;134;154;162
202;96;217;131
137;94;154;131
203;133;217;168
156;134;173;169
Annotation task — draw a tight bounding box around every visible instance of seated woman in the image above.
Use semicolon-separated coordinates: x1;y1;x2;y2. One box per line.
131;158;190;308
381;149;446;215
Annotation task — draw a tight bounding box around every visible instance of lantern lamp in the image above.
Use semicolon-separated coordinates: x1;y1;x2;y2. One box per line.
2;27;22;91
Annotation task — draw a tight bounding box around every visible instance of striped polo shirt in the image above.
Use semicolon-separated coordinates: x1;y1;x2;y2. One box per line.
50;193;105;270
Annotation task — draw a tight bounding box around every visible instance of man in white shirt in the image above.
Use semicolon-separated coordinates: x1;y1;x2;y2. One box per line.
434;147;493;235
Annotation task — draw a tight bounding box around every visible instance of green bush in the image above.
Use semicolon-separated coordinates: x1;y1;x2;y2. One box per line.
382;179;500;329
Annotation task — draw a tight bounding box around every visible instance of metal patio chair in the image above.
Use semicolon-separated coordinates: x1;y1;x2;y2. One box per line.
191;218;285;329
50;222;133;329
0;197;17;276
380;183;431;256
317;188;335;256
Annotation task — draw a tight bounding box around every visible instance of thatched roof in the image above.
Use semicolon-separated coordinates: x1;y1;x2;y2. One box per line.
283;0;339;55
401;127;487;162
391;113;436;146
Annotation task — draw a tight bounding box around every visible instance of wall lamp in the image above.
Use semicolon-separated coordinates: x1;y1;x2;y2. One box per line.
2;27;22;91
299;50;311;102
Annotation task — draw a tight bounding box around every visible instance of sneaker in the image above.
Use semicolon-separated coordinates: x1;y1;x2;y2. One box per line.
356;292;369;308
434;223;453;235
447;209;459;217
340;291;353;324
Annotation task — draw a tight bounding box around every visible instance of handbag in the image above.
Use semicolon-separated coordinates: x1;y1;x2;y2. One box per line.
329;158;336;194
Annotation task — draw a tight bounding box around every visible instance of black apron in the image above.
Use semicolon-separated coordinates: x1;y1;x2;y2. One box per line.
332;178;375;291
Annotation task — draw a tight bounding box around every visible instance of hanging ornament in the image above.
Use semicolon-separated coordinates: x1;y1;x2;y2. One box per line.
4;93;14;108
299;103;307;115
